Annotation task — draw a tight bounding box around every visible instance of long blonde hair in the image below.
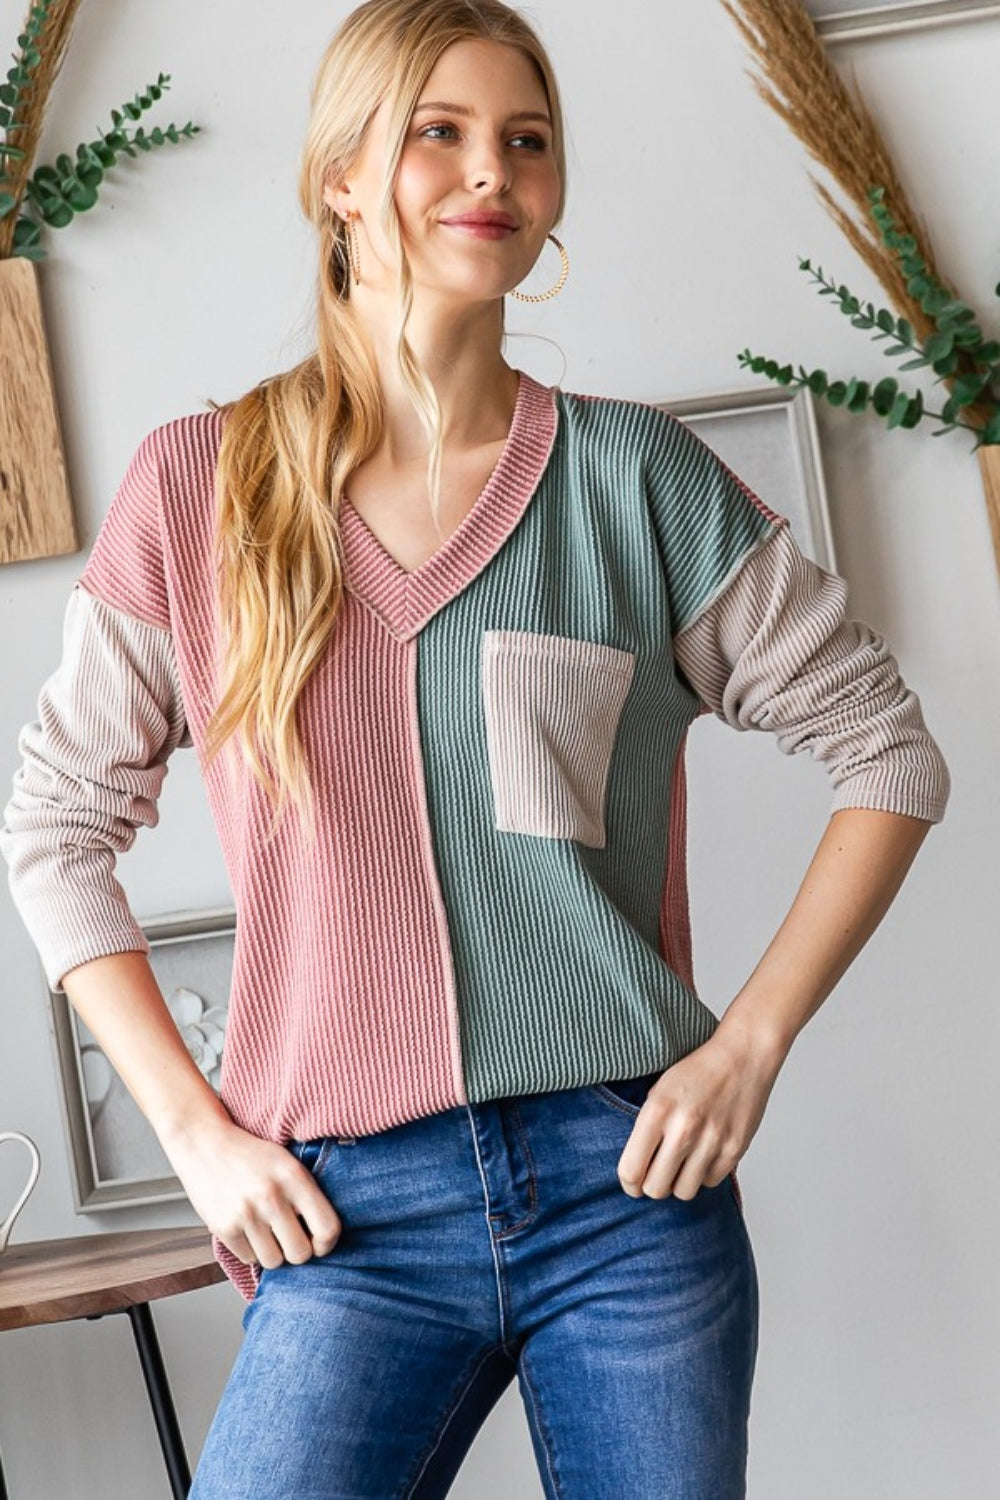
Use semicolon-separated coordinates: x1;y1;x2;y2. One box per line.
202;0;567;839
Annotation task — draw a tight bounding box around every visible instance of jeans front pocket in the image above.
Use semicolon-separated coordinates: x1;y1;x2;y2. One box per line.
482;629;636;848
290;1137;333;1176
588;1069;663;1117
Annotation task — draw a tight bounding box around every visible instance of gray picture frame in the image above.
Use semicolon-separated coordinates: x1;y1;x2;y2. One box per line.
806;0;1000;42
48;905;236;1212
658;384;837;573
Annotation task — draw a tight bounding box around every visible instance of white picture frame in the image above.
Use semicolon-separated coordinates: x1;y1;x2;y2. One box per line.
48;906;236;1212
658;385;837;574
806;0;1000;42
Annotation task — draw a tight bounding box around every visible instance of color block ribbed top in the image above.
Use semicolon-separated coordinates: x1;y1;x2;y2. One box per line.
1;370;950;1300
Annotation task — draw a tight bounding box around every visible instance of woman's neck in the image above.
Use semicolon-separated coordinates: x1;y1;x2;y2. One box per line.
350;292;518;462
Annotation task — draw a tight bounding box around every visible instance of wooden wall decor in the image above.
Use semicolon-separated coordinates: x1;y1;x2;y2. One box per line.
0;256;77;566
978;446;1000;583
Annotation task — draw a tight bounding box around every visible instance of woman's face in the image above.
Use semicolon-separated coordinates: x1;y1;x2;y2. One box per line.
325;38;562;306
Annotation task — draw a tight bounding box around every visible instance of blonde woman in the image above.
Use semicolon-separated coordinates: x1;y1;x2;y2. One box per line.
1;1;949;1495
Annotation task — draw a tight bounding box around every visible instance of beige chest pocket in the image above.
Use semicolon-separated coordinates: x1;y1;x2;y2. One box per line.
482;630;637;848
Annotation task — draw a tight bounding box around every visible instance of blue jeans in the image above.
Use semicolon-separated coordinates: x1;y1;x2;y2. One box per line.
190;1073;758;1498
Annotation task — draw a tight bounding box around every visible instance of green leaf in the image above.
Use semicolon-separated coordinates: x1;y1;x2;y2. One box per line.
923;330;956;363
776;365;794;386
871;377;899;416
898;356;929;372
38;199;74;229
907;276;931;299
826;381;848;407
11;215;41;247
845;379;870;413
851;314;875;329
896;319;914;344
0;189;16;216
922;287;952;317
887;391;912;430
953;372;989;406
885;343;911;358
65;180;98;211
901;392;924;429
932;352;960;378
876;309;895;333
808;370;829;397
973;341;1000;365
981;414;1000;444
935;300;975;323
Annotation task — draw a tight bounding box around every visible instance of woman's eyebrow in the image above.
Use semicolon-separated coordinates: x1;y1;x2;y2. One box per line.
413;100;552;125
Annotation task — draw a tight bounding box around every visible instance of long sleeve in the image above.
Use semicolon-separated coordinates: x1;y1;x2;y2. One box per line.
0;582;191;991
672;524;950;822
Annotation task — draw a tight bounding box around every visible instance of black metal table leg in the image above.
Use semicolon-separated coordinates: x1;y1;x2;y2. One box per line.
124;1302;191;1499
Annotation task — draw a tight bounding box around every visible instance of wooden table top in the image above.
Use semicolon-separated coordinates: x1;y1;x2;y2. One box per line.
0;1226;227;1330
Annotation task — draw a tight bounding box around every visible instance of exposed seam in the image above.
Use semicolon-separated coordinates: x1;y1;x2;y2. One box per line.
403;1343;511;1499
589;1083;642;1118
518;1344;563;1499
493;1105;539;1239
465;1105;514;1357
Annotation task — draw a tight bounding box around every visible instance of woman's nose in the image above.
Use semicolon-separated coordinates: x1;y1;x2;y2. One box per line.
466;142;510;194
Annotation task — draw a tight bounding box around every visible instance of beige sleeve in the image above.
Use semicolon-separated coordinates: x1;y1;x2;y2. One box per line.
0;583;191;991
672;525;950;822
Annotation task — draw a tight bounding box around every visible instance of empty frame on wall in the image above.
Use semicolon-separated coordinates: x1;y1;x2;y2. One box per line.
659;385;837;574
806;0;1000;42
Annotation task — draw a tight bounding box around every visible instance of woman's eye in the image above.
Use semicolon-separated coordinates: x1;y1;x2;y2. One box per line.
417;123;547;152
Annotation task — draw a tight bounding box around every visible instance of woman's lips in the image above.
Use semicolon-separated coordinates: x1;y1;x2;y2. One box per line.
440;220;518;240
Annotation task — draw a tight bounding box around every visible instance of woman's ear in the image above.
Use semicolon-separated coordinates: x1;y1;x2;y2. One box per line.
322;171;352;221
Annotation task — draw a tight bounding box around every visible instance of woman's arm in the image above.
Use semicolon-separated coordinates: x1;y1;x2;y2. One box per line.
61;950;342;1267
618;806;932;1199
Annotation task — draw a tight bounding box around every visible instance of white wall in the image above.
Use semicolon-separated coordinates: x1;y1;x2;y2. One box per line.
1;2;997;1495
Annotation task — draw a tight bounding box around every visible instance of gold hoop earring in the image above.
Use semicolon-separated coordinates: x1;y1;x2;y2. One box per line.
509;233;569;303
344;210;362;284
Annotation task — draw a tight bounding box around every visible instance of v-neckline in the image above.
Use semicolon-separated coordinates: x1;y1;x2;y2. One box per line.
338;369;559;641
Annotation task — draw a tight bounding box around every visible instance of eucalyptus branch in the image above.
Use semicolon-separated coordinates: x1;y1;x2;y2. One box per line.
1;0;203;263
738;186;1000;448
736;351;984;441
6;74;201;260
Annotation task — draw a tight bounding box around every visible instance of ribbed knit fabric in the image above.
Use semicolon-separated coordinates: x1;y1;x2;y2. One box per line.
1;370;950;1301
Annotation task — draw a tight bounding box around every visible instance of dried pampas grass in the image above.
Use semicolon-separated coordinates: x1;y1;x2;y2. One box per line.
0;0;85;259
720;0;951;343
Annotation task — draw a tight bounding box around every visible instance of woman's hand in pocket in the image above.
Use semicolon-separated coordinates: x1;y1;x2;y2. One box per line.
160;1115;343;1269
616;1020;785;1201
